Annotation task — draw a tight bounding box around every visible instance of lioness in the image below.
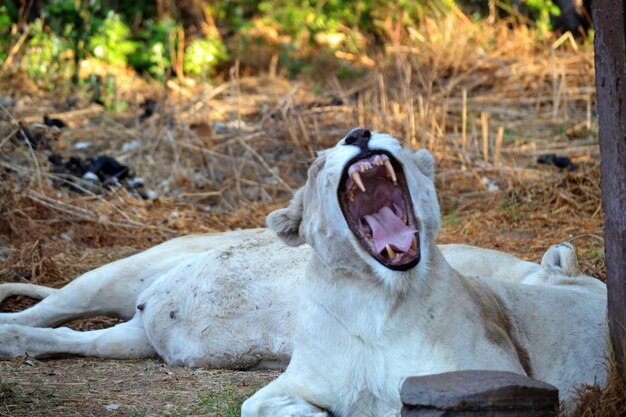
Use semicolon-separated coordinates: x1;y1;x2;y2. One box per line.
0;130;606;413
241;129;607;416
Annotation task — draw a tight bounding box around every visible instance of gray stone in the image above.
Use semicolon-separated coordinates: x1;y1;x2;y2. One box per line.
401;370;558;417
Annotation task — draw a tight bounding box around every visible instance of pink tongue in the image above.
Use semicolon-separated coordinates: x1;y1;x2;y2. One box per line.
363;206;417;254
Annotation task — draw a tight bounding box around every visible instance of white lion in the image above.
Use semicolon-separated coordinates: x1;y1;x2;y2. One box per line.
241;128;607;416
0;130;606;415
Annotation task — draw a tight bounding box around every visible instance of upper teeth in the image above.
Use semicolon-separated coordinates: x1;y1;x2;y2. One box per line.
384;160;397;185
348;154;397;193
353;172;366;192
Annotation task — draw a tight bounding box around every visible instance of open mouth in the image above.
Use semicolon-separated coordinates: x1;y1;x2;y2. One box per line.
338;151;420;271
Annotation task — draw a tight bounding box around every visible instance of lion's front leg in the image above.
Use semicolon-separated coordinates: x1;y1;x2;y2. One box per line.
242;375;329;417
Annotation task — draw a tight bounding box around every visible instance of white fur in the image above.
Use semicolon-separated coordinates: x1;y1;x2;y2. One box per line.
0;132;607;416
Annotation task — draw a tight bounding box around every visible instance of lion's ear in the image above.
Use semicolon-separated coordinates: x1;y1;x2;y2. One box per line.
267;188;305;247
410;149;435;182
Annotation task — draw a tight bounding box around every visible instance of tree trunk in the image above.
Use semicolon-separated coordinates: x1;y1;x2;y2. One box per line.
592;0;626;370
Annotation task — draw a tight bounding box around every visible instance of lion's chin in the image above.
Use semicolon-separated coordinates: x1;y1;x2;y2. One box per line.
338;151;420;271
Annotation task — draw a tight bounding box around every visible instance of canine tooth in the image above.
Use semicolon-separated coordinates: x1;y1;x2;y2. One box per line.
386;244;397;260
411;235;418;251
352;171;366;192
384;160;397;184
402;215;408;224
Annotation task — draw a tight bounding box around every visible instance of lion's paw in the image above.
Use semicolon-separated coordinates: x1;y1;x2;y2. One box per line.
241;395;329;417
0;324;29;359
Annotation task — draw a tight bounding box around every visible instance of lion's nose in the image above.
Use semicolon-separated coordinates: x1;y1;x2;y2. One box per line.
344;128;371;148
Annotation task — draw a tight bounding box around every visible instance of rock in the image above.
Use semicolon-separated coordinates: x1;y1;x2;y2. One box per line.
139;98;158;122
0;96;16;108
43;114;68;128
105;403;120;411
537;153;578;171
401;370;558;417
121;139;140;152
74;142;91;150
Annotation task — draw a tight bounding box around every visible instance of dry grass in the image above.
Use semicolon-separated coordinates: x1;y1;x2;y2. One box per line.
570;353;626;417
0;10;617;417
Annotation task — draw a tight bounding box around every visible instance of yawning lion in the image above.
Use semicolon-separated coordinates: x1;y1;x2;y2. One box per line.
241;128;607;416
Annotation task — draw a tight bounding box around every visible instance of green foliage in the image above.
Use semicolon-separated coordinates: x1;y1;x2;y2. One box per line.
197;384;258;417
499;197;521;221
0;4;18;61
212;1;261;32
442;208;461;228
183;37;228;77
465;0;561;33
106;0;158;25
22;19;72;83
588;247;605;261
524;0;560;34
233;0;363;76
103;74;128;112
43;0;105;83
128;18;177;79
258;0;353;39
371;0;448;31
88;11;138;66
254;0;383;51
0;6;13;29
0;4;15;33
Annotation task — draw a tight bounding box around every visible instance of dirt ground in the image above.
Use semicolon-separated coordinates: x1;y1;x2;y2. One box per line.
0;16;614;417
0;358;279;416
